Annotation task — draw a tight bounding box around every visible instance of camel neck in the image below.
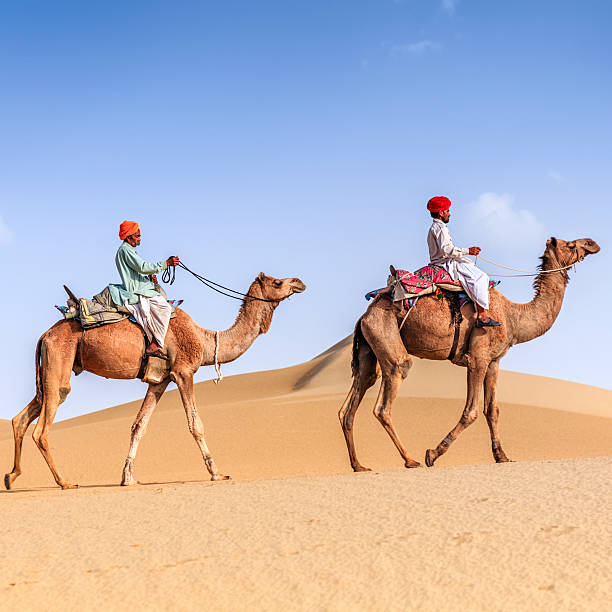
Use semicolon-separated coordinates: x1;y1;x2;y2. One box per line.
510;252;569;345
213;282;278;364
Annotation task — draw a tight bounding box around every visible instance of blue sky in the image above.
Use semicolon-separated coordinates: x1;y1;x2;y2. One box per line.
1;0;610;420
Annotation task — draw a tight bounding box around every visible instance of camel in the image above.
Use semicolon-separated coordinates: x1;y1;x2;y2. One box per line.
5;272;306;490
339;237;600;471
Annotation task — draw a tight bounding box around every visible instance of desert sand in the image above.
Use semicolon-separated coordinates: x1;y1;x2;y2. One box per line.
1;336;611;610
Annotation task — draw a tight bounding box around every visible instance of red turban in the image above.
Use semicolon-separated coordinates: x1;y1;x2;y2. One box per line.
427;196;451;213
119;220;139;241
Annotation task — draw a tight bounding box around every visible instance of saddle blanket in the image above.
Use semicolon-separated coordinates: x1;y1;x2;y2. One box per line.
366;264;498;310
55;285;183;329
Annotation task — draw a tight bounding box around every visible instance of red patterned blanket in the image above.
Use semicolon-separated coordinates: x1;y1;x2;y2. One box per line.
365;264;498;310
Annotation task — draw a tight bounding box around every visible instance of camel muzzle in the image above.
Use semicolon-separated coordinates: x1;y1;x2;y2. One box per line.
290;279;307;294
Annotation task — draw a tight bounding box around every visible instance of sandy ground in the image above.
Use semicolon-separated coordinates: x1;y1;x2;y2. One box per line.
1;336;611;610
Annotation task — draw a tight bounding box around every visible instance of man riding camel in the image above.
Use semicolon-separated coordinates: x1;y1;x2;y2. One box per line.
427;196;500;328
109;220;180;359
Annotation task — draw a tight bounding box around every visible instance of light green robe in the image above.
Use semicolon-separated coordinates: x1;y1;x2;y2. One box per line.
108;242;168;306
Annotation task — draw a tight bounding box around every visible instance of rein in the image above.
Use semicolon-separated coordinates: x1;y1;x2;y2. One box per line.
475;255;581;278
162;262;278;303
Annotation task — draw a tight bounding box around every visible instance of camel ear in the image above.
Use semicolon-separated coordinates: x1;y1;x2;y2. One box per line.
546;237;558;248
258;272;265;281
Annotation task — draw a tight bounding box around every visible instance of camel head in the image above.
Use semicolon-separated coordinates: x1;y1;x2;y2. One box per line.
256;272;306;302
545;237;600;267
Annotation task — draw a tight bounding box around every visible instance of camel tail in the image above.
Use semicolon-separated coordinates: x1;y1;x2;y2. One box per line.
35;336;44;405
351;317;371;378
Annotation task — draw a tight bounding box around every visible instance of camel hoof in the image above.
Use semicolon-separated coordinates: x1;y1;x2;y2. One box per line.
121;476;136;486
211;474;231;481
425;449;436;467
352;465;372;473
61;483;79;490
404;460;421;469
4;474;12;490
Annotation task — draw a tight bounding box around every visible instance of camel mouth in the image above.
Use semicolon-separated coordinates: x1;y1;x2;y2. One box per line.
290;280;306;294
577;239;600;260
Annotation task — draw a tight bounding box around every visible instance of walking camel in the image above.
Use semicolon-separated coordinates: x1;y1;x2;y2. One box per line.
339;237;599;471
5;273;306;490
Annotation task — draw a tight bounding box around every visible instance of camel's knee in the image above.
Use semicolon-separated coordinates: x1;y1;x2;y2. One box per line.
340;405;358;430
483;402;498;419
130;420;146;439
32;428;47;449
461;409;478;426
374;406;392;427
399;358;412;378
339;388;358;426
58;386;71;404
187;416;204;439
12;415;28;437
385;359;411;380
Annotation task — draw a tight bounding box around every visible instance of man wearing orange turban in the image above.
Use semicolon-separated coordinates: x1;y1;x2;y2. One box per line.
427;197;500;328
108;221;180;359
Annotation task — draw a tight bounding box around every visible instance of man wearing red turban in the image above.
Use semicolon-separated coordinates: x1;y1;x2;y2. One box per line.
108;221;180;359
427;197;500;327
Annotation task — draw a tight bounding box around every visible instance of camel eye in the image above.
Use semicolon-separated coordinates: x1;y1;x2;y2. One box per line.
273;280;282;288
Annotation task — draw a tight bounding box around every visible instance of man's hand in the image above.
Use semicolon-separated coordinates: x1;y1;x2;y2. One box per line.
166;256;180;267
150;274;158;284
468;247;481;256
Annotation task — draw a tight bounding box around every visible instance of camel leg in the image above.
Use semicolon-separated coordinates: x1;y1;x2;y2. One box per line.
372;356;421;468
4;397;42;490
32;379;76;489
483;361;511;463
338;348;379;472
174;372;230;481
121;379;171;486
425;359;488;467
361;309;420;468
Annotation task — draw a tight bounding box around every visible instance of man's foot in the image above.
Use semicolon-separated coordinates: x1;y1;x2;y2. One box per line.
146;348;169;360
476;318;501;328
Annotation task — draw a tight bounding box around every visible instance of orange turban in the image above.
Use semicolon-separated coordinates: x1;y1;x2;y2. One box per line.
119;220;139;241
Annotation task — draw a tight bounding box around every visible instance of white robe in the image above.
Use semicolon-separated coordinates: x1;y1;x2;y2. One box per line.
125;294;172;348
427;218;490;309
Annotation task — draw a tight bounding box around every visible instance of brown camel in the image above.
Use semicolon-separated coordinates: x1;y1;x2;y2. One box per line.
5;273;306;490
339;237;599;471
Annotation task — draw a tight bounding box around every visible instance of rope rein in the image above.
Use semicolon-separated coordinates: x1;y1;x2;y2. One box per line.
475;255;581;278
160;263;279;386
213;330;223;385
162;262;278;303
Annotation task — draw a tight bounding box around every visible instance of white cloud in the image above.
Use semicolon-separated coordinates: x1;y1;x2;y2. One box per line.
390;40;441;57
462;193;545;249
0;216;12;245
442;0;459;15
547;170;566;182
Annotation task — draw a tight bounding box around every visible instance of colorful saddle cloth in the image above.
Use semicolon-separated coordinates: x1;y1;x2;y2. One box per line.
366;264;498;310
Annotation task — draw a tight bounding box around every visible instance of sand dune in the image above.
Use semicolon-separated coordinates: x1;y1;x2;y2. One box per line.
1;336;611;610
